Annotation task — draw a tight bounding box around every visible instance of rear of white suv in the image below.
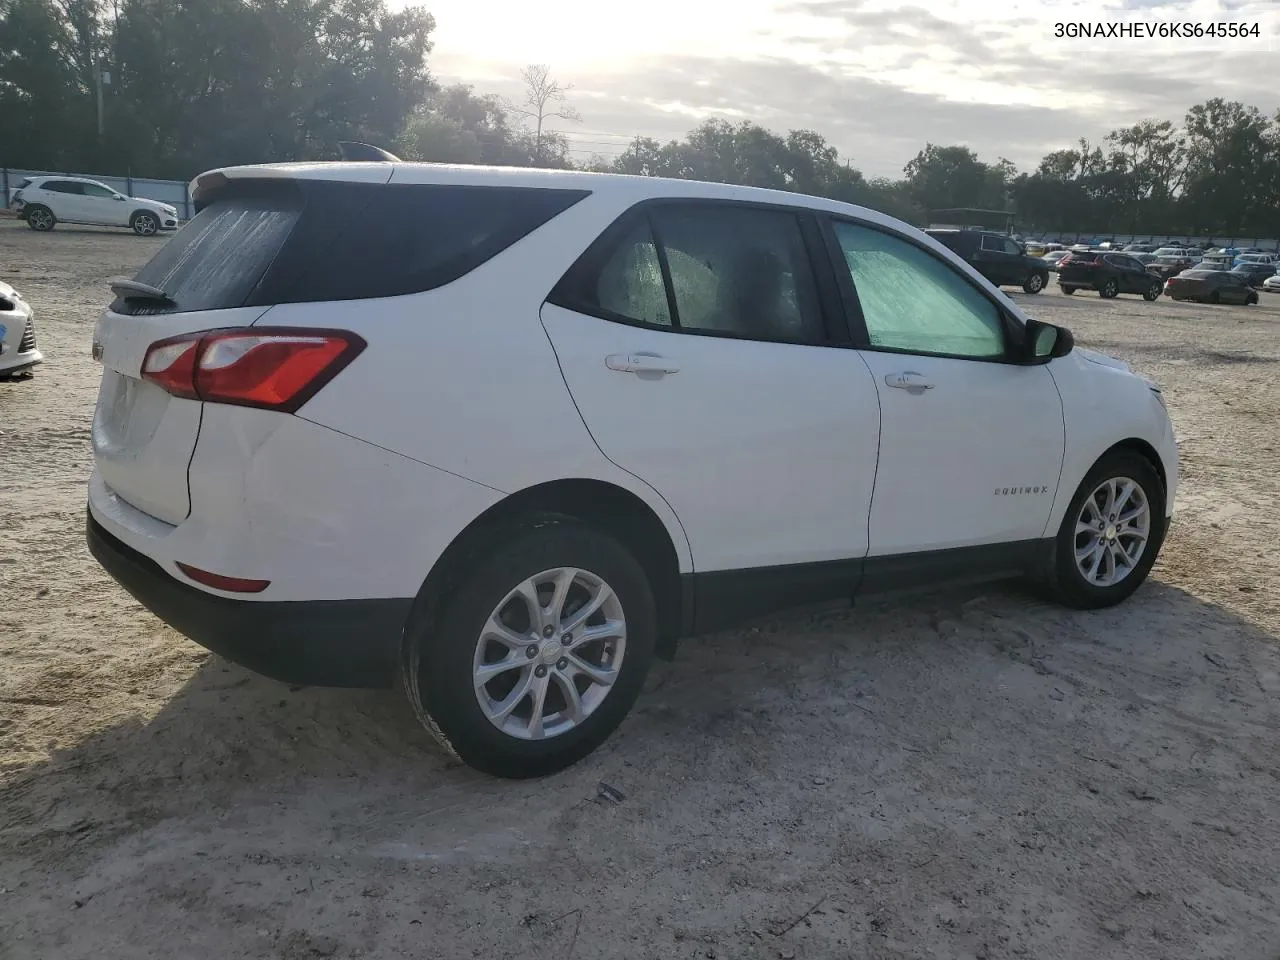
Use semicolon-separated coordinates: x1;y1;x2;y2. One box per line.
89;161;1177;779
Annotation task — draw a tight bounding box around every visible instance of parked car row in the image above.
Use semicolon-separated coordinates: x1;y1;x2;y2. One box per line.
8;176;180;236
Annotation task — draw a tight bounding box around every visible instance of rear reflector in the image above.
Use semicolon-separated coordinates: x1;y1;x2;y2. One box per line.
176;562;270;593
141;327;365;412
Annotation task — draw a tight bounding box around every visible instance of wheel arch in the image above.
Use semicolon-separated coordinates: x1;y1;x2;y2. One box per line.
129;208;156;224
409;478;687;663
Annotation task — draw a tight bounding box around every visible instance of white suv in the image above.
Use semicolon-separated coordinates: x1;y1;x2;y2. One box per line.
86;162;1178;778
13;176;179;235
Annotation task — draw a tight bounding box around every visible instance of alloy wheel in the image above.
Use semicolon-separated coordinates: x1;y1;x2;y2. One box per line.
1074;477;1151;587
473;566;627;740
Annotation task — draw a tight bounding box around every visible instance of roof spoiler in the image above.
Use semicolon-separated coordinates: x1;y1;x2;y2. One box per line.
337;141;401;162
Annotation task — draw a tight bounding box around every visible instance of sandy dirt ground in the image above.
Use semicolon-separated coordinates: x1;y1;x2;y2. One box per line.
2;218;1279;960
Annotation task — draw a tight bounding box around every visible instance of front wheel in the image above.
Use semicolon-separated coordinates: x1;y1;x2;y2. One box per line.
1059;285;1075;296
402;517;656;778
1142;281;1162;301
1099;278;1120;299
1247;293;1258;305
1039;451;1166;610
1022;272;1047;294
131;212;159;236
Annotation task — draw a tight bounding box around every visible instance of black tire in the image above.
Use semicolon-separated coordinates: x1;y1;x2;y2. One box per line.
1039;451;1167;610
24;204;55;231
402;516;656;779
1247;293;1258;305
1207;290;1220;305
1099;278;1120;299
130;211;159;236
1142;281;1162;302
1022;272;1047;294
1059;285;1075;295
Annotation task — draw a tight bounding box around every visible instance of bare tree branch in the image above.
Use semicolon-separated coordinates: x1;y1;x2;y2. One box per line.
509;63;580;165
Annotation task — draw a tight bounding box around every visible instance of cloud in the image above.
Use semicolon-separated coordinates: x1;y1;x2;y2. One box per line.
429;0;1280;178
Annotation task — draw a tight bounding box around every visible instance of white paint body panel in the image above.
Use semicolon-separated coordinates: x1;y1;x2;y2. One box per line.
856;352;1064;554
90;305;269;524
89;410;503;601
1045;350;1179;526
87;160;1178;609
541;303;881;571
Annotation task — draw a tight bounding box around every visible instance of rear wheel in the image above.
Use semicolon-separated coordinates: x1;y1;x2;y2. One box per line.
1099;278;1120;299
25;205;55;231
1039;451;1166;610
402;517;656;779
1142;281;1162;302
1022;272;1047;294
1247;292;1258;305
1208;290;1220;304
130;212;159;236
1059;285;1075;295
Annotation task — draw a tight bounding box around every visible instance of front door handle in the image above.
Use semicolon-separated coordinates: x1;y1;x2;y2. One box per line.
605;353;681;375
885;371;934;391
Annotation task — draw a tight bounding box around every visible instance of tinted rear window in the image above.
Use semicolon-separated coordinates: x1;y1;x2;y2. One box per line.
113;179;589;315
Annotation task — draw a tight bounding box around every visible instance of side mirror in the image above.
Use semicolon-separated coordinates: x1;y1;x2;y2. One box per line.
1024;318;1074;362
115;194;126;201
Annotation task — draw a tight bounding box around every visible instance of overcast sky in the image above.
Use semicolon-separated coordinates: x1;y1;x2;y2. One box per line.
402;0;1279;178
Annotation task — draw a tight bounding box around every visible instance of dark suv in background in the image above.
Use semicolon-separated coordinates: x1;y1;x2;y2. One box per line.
925;229;1050;294
1057;250;1164;300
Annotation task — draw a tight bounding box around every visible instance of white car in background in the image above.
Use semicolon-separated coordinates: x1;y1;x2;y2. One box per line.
1262;273;1280;293
86;162;1178;779
12;176;179;236
0;280;41;377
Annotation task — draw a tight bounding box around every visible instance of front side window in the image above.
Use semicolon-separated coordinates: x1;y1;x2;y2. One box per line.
832;220;1006;359
1001;238;1022;256
81;183;117;198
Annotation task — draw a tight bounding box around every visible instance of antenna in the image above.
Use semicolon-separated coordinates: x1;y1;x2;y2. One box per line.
337;141;401;162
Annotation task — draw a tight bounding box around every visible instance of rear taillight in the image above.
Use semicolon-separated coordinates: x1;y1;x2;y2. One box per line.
141;327;365;412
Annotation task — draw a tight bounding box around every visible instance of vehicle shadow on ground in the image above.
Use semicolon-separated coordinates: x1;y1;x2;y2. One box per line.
3;575;1280;958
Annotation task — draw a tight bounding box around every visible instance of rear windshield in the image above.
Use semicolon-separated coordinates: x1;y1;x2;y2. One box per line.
1181;270;1223;278
113;179;589;315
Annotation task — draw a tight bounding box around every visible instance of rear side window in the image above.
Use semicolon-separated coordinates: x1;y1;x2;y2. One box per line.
550;202;825;345
113;180;588;315
44;181;83;194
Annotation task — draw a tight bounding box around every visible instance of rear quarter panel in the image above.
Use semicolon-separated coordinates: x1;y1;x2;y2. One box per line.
252;188;695;574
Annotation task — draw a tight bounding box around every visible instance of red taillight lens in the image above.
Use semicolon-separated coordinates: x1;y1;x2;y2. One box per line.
141;327;365;412
176;562;270;593
141;337;201;399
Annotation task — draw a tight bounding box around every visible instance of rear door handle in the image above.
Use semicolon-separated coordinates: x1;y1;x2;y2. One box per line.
606;353;681;375
885;371;934;391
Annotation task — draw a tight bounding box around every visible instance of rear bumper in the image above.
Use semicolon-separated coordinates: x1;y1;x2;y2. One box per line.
87;511;410;688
